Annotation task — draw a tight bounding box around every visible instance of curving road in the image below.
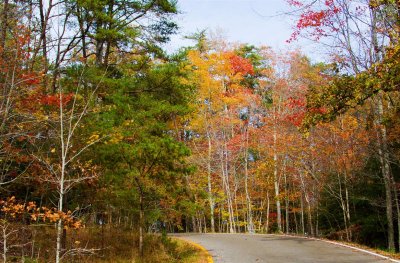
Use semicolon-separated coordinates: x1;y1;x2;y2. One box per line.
174;233;397;263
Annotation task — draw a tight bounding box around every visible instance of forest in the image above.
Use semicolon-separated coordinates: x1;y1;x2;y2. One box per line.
0;0;400;262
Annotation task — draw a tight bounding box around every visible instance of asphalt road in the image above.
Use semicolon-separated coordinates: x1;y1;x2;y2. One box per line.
174;233;395;263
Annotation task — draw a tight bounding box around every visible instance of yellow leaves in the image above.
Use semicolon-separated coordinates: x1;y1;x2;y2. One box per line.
34;114;49;121
109;133;124;144
221;93;246;108
187;115;204;131
123;120;134;127
87;133;100;144
74;94;83;101
188;47;254;135
105;128;125;145
92;105;102;113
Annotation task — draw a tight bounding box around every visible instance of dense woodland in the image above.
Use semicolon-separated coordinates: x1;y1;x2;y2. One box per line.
0;0;400;262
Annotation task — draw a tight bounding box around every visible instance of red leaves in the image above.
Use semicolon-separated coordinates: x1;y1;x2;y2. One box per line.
287;0;341;42
286;112;305;127
21;72;42;85
285;97;326;127
227;134;243;152
285;97;306;126
0;25;32;73
269;212;277;218
287;0;303;7
21;90;75;113
229;54;254;76
287;97;306;108
40;93;74;107
298;10;331;28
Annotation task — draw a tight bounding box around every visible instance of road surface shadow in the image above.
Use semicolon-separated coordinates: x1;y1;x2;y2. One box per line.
260;236;315;244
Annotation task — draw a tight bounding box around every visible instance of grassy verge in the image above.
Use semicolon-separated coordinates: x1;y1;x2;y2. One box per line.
170;237;213;263
3;225;211;262
334;240;400;261
73;230;212;263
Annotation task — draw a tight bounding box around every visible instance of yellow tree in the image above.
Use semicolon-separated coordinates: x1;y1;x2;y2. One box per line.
187;43;257;233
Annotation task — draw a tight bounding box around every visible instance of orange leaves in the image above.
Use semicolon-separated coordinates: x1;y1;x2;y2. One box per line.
0;197;25;218
228;53;254;76
226;133;243;152
0;196;82;229
313;114;370;175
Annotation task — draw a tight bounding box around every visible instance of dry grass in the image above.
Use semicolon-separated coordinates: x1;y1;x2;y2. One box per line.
171;238;213;263
4;225;209;262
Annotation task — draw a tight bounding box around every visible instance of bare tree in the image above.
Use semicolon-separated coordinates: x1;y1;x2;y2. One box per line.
31;72;105;262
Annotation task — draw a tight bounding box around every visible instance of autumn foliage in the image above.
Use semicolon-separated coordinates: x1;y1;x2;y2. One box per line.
0;196;81;229
1;0;400;261
287;0;341;42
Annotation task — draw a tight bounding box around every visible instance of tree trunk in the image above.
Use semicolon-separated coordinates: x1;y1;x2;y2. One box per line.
139;193;144;258
294;199;298;234
197;212;202;233
218;206;222;232
55;184;64;263
266;190;270;234
300;194;305;235
221;134;235;233
234;187;240;232
344;172;352;240
338;173;350;241
392;178;400;252
2;224;7;263
315;194;319;237
203;213;207;233
376;94;395;251
306;196;314;236
55;153;66;263
244;125;254;233
191;216;197;232
38;0;49;77
0;0;9;52
103;0;114;67
207;131;215;232
258;199;264;232
273;127;281;233
76;6;87;60
95;29;104;66
285;172;289;234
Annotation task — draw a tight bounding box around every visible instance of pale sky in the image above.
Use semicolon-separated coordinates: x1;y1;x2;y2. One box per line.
166;0;324;60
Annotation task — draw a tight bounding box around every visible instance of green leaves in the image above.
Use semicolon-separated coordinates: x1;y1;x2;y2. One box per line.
302;44;400;131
